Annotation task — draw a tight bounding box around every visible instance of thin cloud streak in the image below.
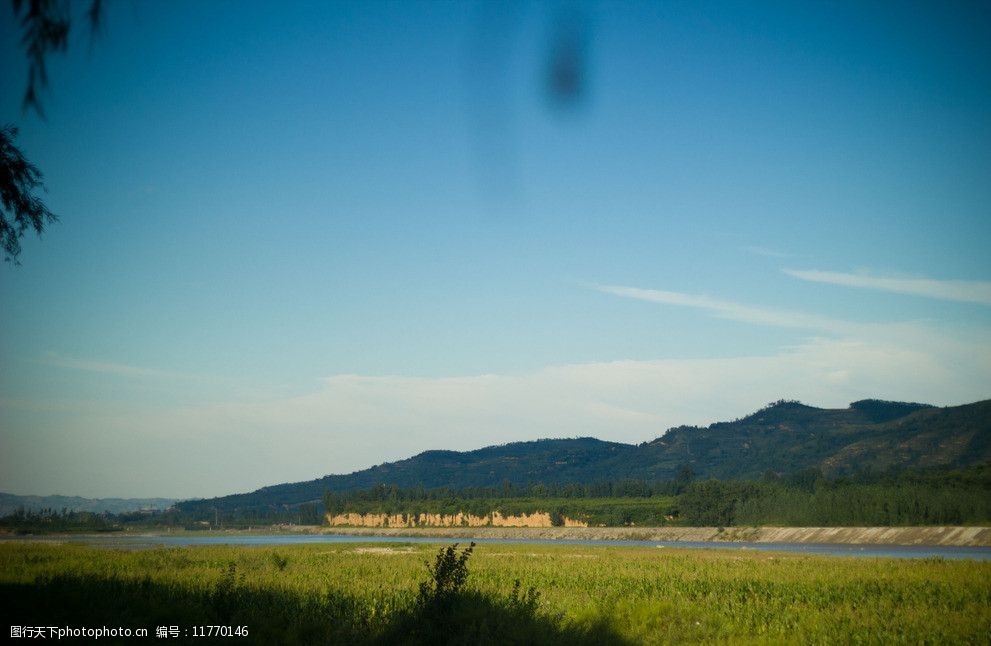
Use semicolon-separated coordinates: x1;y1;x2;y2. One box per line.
38;352;212;382
595;284;852;333
784;269;991;305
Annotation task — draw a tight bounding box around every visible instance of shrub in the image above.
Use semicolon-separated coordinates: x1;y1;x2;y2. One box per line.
417;542;474;609
269;552;289;571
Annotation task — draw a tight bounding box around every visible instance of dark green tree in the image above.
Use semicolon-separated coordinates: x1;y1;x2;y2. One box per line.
0;125;57;263
4;0;104;263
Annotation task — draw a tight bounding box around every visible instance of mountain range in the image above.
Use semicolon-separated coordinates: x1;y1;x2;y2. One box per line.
176;398;991;515
0;493;176;516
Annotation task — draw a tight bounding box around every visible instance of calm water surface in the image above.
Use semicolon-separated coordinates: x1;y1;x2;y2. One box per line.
14;534;990;560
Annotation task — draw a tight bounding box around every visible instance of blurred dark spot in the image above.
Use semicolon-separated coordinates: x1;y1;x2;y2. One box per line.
546;10;589;109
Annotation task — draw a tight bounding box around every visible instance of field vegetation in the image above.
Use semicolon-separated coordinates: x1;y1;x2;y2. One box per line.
1;540;988;644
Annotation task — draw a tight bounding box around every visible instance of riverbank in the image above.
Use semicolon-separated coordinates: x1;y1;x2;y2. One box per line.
5;524;988;547
312;525;991;547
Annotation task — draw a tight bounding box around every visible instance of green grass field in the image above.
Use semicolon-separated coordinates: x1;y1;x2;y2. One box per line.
1;541;988;644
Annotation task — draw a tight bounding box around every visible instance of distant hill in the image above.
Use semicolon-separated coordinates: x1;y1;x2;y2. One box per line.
177;398;990;514
0;493;176;516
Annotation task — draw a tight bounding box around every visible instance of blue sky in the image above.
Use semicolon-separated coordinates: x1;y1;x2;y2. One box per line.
1;1;989;498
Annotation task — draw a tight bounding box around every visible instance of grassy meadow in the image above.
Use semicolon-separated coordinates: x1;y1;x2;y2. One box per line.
1;540;988;644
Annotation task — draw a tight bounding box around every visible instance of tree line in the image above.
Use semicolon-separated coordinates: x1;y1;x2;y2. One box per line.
0;503;324;533
323;465;991;527
678;467;991;527
5;465;987;531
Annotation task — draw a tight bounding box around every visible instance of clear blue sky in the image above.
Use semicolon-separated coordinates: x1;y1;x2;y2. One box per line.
2;1;989;498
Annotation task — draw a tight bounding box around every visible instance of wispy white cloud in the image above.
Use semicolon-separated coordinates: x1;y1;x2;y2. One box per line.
12;333;987;498
38;352;210;381
784;269;991;305
595;284;852;333
8;289;991;498
593;283;991;360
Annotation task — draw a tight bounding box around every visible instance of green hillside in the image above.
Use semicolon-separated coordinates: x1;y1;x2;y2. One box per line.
176;398;990;515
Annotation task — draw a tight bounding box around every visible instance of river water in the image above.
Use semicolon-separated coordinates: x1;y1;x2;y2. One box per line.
17;533;991;560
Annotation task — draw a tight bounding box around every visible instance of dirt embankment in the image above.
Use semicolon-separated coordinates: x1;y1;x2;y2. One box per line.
318;525;991;547
327;511;587;528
